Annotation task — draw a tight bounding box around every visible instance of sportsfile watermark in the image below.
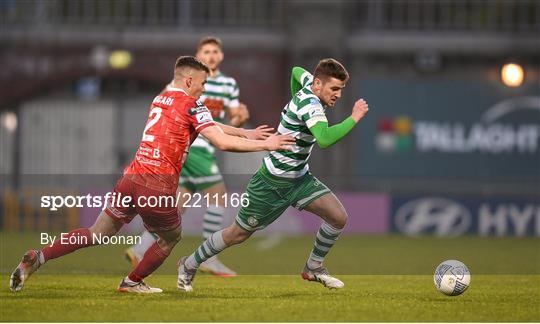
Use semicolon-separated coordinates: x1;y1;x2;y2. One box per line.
40;192;250;211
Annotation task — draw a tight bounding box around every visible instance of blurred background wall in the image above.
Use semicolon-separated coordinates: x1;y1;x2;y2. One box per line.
0;0;539;236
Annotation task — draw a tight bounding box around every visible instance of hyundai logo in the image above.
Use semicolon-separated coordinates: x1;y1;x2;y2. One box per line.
395;198;471;237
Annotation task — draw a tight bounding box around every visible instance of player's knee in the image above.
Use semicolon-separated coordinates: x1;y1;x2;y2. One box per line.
233;230;251;245
170;227;183;244
332;208;348;229
157;227;182;251
170;230;182;245
223;225;251;246
158;237;180;254
89;212;121;237
223;231;243;246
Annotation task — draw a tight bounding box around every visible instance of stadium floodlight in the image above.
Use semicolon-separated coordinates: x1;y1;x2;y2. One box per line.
109;50;133;69
1;111;17;133
501;63;524;87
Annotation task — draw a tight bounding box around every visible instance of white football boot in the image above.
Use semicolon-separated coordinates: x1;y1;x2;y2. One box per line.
10;250;43;292
177;257;197;292
117;278;162;293
301;264;345;289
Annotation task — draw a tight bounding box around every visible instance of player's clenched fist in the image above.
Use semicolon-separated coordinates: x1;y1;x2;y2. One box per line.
351;99;369;123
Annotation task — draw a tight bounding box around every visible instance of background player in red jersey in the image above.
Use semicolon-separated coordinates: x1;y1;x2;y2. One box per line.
9;56;295;294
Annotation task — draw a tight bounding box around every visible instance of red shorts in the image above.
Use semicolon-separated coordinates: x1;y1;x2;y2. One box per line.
104;176;180;233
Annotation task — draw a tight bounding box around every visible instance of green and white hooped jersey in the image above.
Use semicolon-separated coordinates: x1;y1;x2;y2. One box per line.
194;72;239;151
199;72;239;123
264;73;328;178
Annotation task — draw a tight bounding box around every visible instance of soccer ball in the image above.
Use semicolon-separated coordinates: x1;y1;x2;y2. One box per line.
433;260;471;296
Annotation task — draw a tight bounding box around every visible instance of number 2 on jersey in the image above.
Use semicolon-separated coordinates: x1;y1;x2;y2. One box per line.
142;107;162;142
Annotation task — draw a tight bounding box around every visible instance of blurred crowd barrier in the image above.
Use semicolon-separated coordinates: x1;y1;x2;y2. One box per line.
2;0;538;32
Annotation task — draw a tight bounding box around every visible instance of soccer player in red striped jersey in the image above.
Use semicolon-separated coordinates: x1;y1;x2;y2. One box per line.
125;37;253;277
9;56;295;294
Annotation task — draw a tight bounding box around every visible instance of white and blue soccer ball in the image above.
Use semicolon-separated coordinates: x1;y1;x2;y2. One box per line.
433;260;471;296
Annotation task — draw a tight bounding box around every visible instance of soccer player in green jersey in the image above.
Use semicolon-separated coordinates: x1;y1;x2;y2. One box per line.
177;58;370;291
125;37;256;277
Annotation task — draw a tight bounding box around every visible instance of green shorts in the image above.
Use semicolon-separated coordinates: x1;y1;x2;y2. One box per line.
236;164;331;232
180;147;223;192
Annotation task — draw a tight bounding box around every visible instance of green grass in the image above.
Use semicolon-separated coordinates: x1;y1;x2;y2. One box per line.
1;232;539;321
1;275;538;322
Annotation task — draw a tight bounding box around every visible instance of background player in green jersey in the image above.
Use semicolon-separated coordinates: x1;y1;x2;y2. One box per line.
125;37;258;277
177;58;370;291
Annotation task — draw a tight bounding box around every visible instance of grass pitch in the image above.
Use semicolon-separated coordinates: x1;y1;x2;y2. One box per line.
1;232;539;322
2;274;538;322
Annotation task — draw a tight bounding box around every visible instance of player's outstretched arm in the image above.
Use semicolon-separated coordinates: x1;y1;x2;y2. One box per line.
214;121;246;137
243;124;274;140
201;125;295;152
310;99;369;149
290;66;313;96
214;122;274;140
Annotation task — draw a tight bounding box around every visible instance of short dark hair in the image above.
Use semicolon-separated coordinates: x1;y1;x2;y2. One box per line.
314;58;349;82
174;56;210;74
197;36;223;51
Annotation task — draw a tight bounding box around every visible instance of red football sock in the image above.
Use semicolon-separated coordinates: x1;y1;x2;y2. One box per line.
128;242;170;282
41;228;95;262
